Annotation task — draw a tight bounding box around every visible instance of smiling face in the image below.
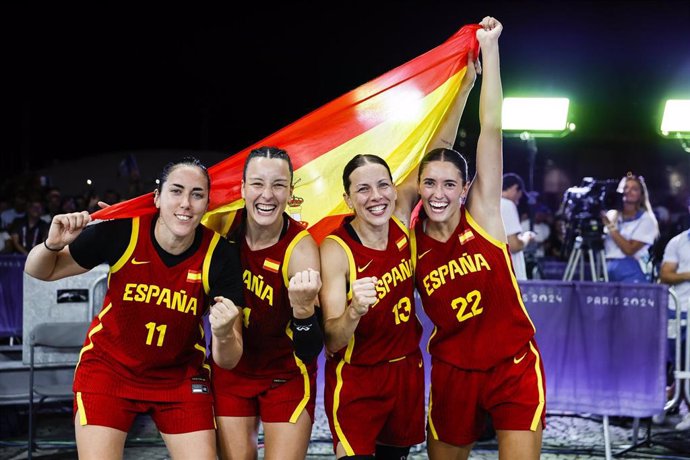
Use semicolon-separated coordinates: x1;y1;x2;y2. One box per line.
418;160;467;224
154;164;209;241
622;178;643;208
344;162;397;227
241;156;293;227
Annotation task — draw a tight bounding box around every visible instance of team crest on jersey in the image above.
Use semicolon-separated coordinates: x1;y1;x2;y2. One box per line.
186;270;202;283
395;236;408;251
263;258;280;273
458;229;475;245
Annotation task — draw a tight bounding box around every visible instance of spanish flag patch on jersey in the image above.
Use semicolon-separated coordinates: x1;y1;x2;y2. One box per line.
263;258;280;273
187;269;202;283
458;229;475;245
396;236;408;251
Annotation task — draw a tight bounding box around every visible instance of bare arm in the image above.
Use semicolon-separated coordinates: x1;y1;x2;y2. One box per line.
660;262;690;285
395;51;479;226
601;211;649;257
606;229;647;256
287;234;321;319
10;232;28;255
24;212;92;281
465;17;505;241
210;296;243;369
319;238;376;354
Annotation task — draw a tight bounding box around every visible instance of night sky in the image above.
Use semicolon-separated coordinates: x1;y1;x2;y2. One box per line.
5;1;690;206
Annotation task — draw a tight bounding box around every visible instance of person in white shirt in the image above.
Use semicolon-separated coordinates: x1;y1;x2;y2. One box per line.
601;173;659;283
500;173;535;280
659;197;690;430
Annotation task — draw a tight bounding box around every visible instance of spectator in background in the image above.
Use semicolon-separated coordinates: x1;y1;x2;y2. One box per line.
501;173;535;280
602;173;659;282
658;196;690;431
521;203;553;279
9;196;50;254
0;229;11;253
1;192;27;231
43;187;63;223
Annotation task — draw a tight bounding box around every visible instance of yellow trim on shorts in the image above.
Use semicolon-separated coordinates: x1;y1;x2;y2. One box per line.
427;387;439;440
332;359;355;456
285;322;311;424
76;392;87;426
529;341;545;431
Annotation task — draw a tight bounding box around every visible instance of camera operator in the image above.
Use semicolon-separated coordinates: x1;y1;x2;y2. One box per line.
601;173;659;283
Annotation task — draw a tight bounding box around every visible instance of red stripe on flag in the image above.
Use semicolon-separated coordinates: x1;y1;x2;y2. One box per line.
91;25;481;228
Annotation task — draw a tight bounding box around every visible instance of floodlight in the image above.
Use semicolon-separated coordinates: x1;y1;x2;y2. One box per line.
660;99;690;136
502;97;575;138
501;97;574;192
660;99;690;152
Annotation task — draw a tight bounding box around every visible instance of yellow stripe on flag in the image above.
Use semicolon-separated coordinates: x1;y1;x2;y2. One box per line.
89;24;480;244
287;71;466;231
396;236;408;251
187;270;202;283
263;258;280;273
458;229;475;245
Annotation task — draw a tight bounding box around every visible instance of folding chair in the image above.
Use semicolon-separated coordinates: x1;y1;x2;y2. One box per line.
28;321;90;459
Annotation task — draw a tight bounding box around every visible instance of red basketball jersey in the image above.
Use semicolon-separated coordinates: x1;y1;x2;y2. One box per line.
74;213;217;401
326;216;422;365
413;207;535;370
216;215;315;378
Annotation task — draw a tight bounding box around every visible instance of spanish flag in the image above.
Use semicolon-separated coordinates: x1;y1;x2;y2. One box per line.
91;24;480;242
186;269;202;283
263;258;281;274
458;229;475;245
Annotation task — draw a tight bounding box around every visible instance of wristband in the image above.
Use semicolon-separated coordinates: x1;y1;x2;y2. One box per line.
293;313;316;330
44;240;64;252
606;224;617;232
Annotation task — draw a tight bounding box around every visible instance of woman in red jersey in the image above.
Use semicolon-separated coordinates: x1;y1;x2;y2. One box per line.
25;157;244;460
318;44;478;460
212;146;323;460
413;17;545;460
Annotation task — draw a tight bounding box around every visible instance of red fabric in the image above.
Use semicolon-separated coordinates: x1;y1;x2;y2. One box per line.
92;25;481;242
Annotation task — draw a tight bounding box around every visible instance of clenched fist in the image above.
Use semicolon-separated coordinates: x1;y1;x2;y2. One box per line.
288;268;322;319
209;296;241;339
349;276;378;318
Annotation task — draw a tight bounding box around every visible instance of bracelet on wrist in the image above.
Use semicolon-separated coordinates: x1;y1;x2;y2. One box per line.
43;240;64;252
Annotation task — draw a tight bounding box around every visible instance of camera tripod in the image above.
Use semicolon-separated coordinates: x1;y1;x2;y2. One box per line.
562;234;608;282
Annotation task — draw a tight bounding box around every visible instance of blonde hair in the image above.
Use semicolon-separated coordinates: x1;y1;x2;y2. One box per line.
617;172;659;237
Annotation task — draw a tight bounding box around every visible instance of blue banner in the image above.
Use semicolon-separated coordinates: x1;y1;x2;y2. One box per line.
0;255;25;337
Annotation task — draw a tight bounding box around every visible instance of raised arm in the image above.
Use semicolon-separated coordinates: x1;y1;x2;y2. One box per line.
395;51;479;226
465;17;505;240
24;211;92;281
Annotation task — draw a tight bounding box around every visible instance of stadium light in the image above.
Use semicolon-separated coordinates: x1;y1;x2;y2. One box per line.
502;97;575;138
660;99;690;153
501;97;575;193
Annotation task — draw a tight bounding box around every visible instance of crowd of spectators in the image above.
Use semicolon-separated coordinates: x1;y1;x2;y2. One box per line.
0;174;124;255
